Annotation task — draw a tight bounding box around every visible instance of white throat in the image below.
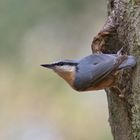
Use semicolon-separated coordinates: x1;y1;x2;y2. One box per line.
54;66;76;86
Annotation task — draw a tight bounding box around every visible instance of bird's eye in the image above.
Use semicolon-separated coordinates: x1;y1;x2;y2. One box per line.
58;62;64;66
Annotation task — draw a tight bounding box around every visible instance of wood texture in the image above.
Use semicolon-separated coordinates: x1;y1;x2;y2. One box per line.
91;0;140;139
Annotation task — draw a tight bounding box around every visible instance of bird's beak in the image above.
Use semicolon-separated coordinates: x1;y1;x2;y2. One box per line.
41;64;54;69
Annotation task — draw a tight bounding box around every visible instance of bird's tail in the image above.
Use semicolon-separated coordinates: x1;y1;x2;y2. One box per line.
118;56;136;69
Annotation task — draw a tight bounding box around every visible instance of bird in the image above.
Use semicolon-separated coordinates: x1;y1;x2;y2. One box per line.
41;51;136;92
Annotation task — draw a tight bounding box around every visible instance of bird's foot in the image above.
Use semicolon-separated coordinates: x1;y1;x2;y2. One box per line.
113;86;125;98
117;47;128;56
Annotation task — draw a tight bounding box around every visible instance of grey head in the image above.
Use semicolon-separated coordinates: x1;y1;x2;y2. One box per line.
41;59;78;71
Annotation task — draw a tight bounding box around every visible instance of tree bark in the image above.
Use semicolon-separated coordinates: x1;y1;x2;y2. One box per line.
92;0;140;139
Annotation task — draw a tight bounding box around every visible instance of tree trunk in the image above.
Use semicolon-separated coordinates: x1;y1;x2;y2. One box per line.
92;0;140;139
106;0;140;140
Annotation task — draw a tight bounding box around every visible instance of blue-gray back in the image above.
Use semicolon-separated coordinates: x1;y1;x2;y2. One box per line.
74;54;136;91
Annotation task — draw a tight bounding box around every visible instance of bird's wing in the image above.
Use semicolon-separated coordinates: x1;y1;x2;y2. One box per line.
75;54;131;91
89;59;115;86
74;54;115;90
93;55;128;84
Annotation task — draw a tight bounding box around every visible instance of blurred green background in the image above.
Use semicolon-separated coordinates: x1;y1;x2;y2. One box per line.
0;0;113;140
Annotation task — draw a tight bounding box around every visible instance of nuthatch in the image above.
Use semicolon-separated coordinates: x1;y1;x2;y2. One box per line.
41;52;136;92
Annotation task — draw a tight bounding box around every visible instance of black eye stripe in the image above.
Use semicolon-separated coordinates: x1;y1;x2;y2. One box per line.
53;62;77;66
58;62;65;66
